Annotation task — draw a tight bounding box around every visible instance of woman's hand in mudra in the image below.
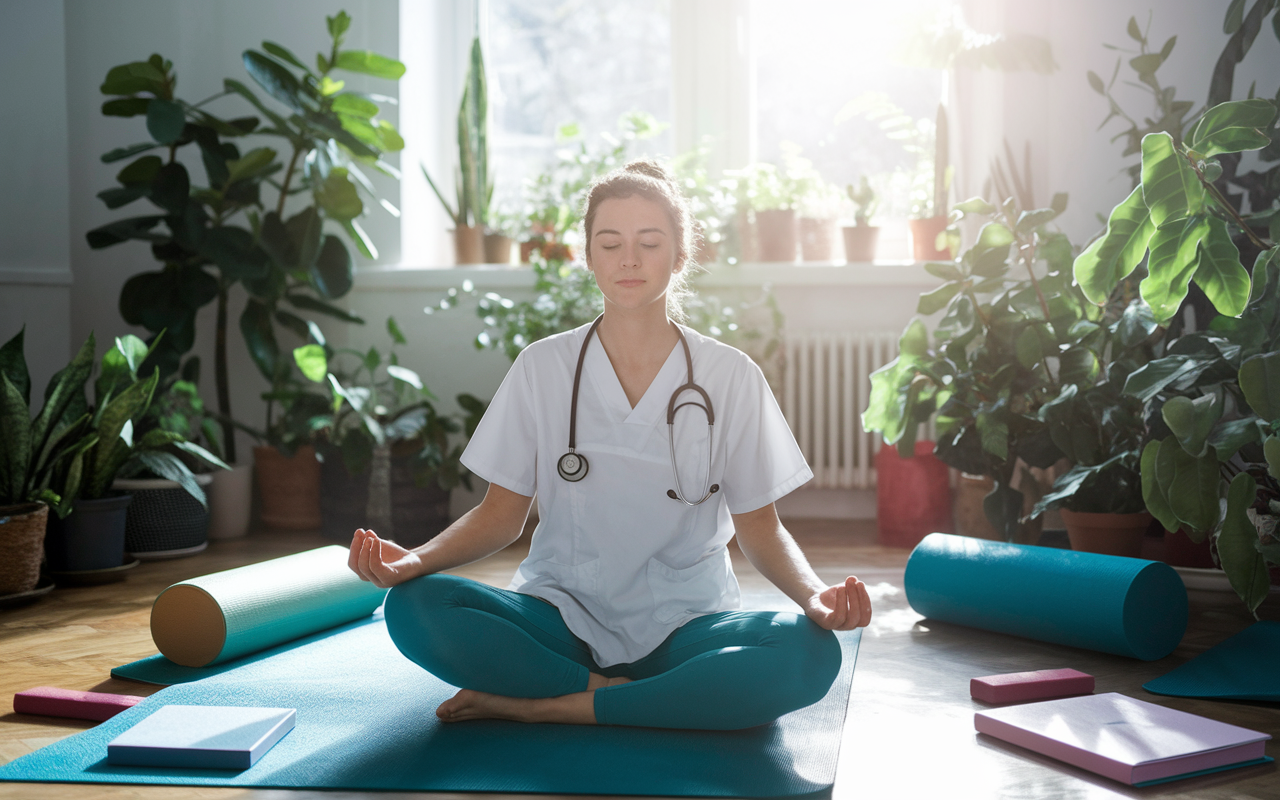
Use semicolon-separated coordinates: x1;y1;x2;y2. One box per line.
805;576;872;631
348;528;423;588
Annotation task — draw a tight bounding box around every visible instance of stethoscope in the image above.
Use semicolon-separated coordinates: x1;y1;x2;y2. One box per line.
557;315;720;505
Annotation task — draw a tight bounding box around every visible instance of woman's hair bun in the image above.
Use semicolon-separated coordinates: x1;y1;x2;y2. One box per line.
623;159;675;186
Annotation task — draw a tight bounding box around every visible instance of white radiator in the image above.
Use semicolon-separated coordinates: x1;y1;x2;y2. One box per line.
778;330;925;490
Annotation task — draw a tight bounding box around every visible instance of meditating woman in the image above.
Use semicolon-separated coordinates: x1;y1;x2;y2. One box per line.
348;160;872;730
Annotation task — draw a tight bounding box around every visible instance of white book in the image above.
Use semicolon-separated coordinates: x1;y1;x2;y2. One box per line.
976;693;1270;786
108;705;296;770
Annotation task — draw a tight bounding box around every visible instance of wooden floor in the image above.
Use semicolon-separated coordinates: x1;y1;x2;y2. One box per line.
2;520;1279;799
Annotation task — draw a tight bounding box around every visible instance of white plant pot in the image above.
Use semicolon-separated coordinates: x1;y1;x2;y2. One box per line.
208;463;253;540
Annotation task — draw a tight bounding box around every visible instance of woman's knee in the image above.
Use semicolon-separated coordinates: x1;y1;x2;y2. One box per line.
761;616;843;710
383;573;478;656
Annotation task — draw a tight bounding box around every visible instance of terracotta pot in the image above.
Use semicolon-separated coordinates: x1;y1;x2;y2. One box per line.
842;225;880;263
735;210;758;263
952;474;1001;541
208;463;253;540
44;495;131;572
875;442;952;548
1061;510;1151;558
254;445;322;530
483;233;513;265
453;225;485;265
755;209;798;263
799;217;838;261
0;502;48;593
909;215;951;261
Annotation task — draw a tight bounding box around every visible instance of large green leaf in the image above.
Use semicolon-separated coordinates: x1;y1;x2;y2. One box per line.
331;93;379;118
1140;133;1204;227
1140;215;1209;324
293;344;328;383
333;50;406;80
29;334;95;476
1239;351;1280;422
1156;440;1221;534
1218;471;1267;614
148;162;190;214
861;321;926;446
101;142;162;164
343;219;377;260
99;61;165;96
284;293;365;324
85;215;166;249
224;147;278;186
917;282;961;315
286;207;323;272
1188;99;1278;157
117;155;163;186
242;51;310;112
135;450;207;508
240;299;280;381
1140;440;1180;534
1192;217;1251;320
316;168;363;222
262;41;311;73
1073;184;1154;304
85;370;158;499
1265;436;1280;480
258;211;297;270
145;98;185;145
1123;354;1218;402
200;226;268;282
222;78;291;133
311;235;353;299
1161;393;1223;457
102;97;150;117
0;328;31;408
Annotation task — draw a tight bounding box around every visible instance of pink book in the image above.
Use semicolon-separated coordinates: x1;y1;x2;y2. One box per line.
975;693;1271;786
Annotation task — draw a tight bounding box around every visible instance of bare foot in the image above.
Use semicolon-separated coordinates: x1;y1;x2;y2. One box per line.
435;675;633;725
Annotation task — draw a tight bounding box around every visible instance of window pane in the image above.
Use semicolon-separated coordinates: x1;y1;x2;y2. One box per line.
752;0;945;220
487;0;673;216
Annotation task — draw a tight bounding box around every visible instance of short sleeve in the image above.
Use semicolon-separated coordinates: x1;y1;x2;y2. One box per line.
720;360;813;513
459;349;538;497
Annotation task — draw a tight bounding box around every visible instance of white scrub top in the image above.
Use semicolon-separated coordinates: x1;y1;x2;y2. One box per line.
460;321;812;667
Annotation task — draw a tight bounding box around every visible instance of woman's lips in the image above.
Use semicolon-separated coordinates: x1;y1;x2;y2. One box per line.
617;279;644;287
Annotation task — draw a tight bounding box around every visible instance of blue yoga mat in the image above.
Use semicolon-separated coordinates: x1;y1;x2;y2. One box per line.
1;615;860;797
904;533;1187;661
1144;621;1280;701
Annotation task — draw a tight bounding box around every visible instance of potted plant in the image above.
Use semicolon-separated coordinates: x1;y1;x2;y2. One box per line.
672;141;737;266
843;176;881;263
114;375;230;557
734;163;799;263
784;146;842;263
0;329;100;593
863;190;1081;543
484;206;519;265
422;36;490;265
908;104;952;261
88;10;402;474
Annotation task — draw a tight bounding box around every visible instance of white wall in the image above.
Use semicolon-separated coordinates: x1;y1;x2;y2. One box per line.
61;0;399;461
0;0;72;398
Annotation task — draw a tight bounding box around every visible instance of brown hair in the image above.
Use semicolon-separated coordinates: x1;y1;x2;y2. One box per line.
581;159;700;320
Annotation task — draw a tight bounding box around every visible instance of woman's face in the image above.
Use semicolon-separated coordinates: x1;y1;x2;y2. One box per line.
587;194;680;314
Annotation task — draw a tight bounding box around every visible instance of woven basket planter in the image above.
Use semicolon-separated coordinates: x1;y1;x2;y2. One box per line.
115;475;213;557
0;502;49;594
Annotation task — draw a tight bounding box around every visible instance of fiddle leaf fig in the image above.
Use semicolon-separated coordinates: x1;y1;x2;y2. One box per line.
1140;132;1204;226
1264;435;1280;480
1156;437;1221;534
1161;392;1223;457
1239;351;1280;423
1141;440;1181;534
1073;184;1154;304
1187;98;1277;157
1140;215;1208;323
1192;217;1251;320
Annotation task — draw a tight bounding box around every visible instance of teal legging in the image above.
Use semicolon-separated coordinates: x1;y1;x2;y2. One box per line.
384;573;842;730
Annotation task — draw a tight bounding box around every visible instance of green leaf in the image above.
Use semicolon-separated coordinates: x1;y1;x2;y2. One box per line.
293;344;328;383
102;97;150;117
1126;16;1143;42
1087;70;1105;95
1123;355;1217;402
101;142;162;164
1265;436;1280;480
386;364;423;390
239;299;279;381
136;450;206;508
1188;99;1277;157
1192;217;1251;319
85;370;158;499
242;50;311;112
953;197;996;215
1140;132;1204;226
316;168;363;222
145;98;185;144
85;215;166;249
976;411;1009;460
924;261;962;281
331;93;380;118
1224;0;1246;34
1239;351;1280;422
1157;440;1221;534
99;61;165;96
148;162;189;215
333;50;406;80
1161;393;1223;458
262;41;310;73
286;207;323;272
343;219;377;260
1141;441;1180;533
1073;184;1154;304
200;226;268;282
1218;471;1267;614
975;222;1014;249
917;282;961;315
0;373;32;504
1015;208;1058;234
117;155;163;186
311;235;353;299
225;147;277;186
0;328;31;408
376;119;404;152
284;294;365;324
387;316;406;345
1140;216;1210;324
1208;417;1263;460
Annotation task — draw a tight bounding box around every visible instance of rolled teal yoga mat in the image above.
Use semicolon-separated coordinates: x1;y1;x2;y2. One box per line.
904;533;1187;660
2;617;861;797
1144;621;1280;701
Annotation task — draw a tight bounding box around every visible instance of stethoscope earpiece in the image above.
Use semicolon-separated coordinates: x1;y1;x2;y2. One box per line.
558;451;589;482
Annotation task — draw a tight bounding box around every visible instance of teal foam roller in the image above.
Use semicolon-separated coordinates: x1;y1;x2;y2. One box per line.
904;533;1187;661
150;546;388;667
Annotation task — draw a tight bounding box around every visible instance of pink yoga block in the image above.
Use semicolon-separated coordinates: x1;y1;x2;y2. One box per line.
14;686;143;722
970;668;1095;704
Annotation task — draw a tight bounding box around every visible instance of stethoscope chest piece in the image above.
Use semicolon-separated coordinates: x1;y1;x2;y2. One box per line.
558;451;589;482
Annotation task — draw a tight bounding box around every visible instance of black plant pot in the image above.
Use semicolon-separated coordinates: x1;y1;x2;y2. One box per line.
44;495;131;572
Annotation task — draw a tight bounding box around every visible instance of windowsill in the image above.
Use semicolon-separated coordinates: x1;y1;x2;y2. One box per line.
353;260;942;291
